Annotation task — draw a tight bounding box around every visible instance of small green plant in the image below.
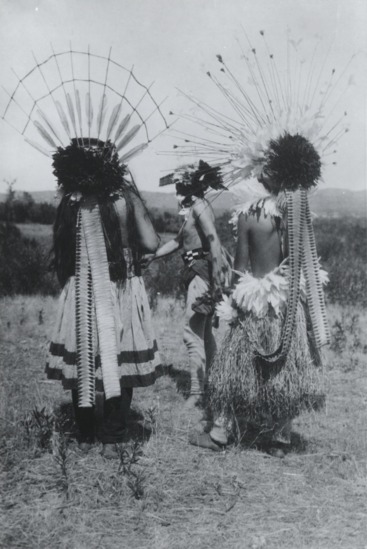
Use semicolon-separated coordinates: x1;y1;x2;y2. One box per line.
21;406;55;452
115;441;147;500
126;470;147;500
144;406;158;434
331;312;364;353
53;432;70;500
330;319;348;353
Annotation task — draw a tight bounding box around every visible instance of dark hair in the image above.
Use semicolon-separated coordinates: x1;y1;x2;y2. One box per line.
175;160;224;198
264;133;321;192
52;188;142;287
52;138;127;197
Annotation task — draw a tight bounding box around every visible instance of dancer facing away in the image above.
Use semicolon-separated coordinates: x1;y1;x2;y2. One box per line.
191;135;329;456
1;48;171;459
144;161;231;407
46;140;163;458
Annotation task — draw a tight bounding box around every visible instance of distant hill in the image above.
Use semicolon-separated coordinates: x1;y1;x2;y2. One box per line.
0;188;365;217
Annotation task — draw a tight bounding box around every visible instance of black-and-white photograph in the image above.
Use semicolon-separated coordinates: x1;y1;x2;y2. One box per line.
0;1;366;547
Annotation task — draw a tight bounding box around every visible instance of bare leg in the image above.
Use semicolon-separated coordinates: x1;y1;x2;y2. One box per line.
183;277;209;401
204;315;217;383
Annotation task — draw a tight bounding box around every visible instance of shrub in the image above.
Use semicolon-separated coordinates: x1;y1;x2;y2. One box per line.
0;222;59;296
314;217;367;307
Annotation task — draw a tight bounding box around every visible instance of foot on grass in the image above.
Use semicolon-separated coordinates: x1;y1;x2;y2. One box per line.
183;394;203;409
264;441;290;458
78;441;93;454
189;431;225;452
102;443;122;459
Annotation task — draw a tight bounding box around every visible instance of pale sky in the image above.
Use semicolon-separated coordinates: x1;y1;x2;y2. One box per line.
0;0;366;194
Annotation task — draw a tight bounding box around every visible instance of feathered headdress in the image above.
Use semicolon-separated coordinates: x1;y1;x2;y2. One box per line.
169;30;353;194
159;159;225;198
2;46;169;194
1;46;169;406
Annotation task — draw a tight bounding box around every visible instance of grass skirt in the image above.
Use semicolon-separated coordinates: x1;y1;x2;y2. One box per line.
209;301;324;425
46;274;163;391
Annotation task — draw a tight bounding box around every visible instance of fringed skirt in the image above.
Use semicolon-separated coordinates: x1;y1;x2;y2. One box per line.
211;299;325;425
46;275;163;391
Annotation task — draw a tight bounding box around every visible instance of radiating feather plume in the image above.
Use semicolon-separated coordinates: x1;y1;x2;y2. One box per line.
85;92;93;132
97;93;107;137
116;124;140;152
37;109;64;145
34;121;58;148
114;114;131;142
75;89;83;136
118;142;148;164
66;93;77;136
56;101;71;138
24;137;52;157
106;103;122;141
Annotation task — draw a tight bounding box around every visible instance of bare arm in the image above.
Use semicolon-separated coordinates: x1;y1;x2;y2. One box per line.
153;237;182;259
193;200;223;293
130;192;160;253
233;212;250;285
140;224;183;267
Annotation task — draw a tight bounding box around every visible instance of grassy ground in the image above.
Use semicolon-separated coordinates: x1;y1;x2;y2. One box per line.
0;295;366;549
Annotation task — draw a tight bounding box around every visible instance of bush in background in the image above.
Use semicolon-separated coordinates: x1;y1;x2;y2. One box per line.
314;217;367;308
0;191;365;309
0;189;57;225
0;223;59;296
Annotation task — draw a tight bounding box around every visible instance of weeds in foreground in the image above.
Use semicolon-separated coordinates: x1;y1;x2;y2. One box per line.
144;406;158;434
329;311;366;372
116;441;147;500
21;406;55;452
53;432;70;500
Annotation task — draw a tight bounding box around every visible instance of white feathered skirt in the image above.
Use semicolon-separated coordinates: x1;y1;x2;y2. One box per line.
46;274;163;391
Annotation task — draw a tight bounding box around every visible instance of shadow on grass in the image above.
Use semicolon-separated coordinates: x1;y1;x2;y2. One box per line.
167;365;191;398
235;424;309;455
54;397;152;444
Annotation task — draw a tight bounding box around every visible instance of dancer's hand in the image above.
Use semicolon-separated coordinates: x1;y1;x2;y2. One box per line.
140;253;155;268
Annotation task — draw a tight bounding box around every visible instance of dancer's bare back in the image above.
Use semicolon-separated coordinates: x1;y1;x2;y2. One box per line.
235;210;284;278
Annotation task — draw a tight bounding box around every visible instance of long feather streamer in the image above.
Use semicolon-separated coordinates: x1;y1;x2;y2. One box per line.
33;121;58;148
37;109;64;145
114;114;131;142
80;198;121;401
66;93;78;137
75;89;83;139
85;92;93;132
24;137;52;157
118;142;148;164
303;196;330;346
97;93;107;137
75;211;95;407
106;103;122;141
116;124;140;152
56;101;71;138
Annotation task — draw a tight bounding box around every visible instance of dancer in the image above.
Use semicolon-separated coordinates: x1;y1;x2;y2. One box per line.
47;144;163;457
194;152;329;454
145;161;231;406
1;48;169;457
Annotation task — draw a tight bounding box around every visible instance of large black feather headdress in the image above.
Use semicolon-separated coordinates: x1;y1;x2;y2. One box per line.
159;159;225;197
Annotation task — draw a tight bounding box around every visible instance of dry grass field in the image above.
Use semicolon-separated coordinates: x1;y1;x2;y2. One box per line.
0;295;366;549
